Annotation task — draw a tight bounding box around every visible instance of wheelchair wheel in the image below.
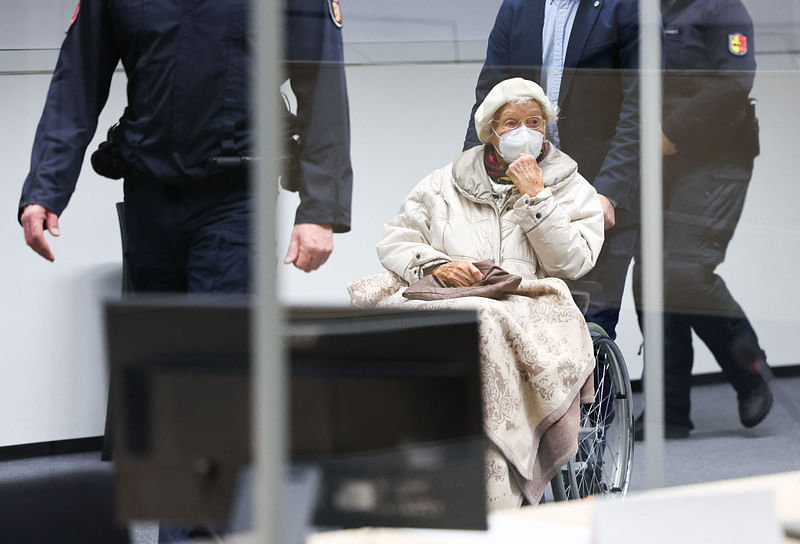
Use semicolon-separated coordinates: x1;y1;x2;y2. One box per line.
552;323;634;500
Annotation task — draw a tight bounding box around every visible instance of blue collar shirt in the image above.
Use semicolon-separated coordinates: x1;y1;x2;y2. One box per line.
541;0;580;147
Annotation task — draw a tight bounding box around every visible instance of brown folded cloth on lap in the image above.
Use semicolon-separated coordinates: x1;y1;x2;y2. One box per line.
403;260;522;301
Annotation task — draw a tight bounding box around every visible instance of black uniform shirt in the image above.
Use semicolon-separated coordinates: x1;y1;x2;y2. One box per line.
19;0;352;232
661;0;757;160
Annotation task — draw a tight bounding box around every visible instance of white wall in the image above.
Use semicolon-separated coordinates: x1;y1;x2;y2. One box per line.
1;51;126;446
3;0;800;445
0;1;77;49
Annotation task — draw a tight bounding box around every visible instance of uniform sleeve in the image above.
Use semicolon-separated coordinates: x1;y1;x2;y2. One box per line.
585;0;640;210
18;0;119;221
286;0;353;233
662;0;755;147
376;172;453;284
510;175;604;280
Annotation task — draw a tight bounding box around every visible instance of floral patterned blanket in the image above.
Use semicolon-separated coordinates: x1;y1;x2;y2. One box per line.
347;271;595;508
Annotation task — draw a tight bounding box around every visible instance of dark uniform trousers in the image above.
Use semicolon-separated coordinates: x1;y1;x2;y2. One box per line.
123;169;251;293
633;157;763;428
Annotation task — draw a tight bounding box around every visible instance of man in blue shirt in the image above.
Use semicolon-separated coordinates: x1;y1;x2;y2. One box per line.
18;0;352;292
464;0;639;339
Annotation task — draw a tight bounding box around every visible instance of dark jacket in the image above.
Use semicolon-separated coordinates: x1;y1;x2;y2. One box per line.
661;0;759;167
19;0;352;232
464;0;640;225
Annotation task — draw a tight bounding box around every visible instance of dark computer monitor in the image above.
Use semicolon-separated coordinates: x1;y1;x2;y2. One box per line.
105;297;487;533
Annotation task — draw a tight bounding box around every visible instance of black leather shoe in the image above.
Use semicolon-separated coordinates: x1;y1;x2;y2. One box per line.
738;380;773;428
634;413;691;441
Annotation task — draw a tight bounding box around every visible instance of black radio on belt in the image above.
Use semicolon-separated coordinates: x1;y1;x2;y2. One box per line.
205;155;255;184
90;122;127;180
207;156;256;169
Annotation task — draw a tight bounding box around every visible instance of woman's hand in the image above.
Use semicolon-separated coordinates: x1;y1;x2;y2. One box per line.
432;261;483;287
506;153;544;197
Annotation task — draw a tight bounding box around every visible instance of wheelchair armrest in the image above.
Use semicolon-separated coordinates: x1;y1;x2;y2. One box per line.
562;280;603;316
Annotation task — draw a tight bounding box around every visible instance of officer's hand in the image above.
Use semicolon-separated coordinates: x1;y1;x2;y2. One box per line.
598;194;616;230
20;204;60;262
506;153;544;197
284;223;334;272
431;261;483;287
662;131;678;156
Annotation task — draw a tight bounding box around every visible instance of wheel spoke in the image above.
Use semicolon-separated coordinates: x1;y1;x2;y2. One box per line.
568;335;634;498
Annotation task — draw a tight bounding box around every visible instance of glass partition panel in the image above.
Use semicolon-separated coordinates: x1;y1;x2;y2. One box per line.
4;0;800;541
635;0;800;488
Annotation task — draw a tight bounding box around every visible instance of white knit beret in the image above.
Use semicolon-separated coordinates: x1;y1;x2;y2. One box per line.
474;77;559;144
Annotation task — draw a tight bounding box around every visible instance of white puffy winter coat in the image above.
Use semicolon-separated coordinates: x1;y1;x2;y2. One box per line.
377;145;604;283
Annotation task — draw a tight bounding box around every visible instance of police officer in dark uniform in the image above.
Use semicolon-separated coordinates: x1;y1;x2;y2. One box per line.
18;0;352;292
633;0;772;439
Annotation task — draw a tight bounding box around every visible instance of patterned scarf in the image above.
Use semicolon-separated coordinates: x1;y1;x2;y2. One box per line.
484;146;512;184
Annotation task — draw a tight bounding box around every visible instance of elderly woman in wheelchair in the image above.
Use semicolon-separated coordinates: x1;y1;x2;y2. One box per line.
349;77;630;508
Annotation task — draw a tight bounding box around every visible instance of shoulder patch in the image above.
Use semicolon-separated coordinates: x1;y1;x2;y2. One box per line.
329;0;342;28
728;33;748;56
67;2;80;31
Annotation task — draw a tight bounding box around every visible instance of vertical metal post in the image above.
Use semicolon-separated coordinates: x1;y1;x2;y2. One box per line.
253;0;284;542
639;0;666;489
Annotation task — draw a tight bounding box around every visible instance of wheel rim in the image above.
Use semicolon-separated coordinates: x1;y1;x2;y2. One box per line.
572;334;634;498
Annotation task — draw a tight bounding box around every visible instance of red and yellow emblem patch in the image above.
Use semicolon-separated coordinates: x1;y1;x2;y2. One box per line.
329;0;342;28
728;33;748;56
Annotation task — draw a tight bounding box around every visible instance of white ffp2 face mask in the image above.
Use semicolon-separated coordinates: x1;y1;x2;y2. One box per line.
494;126;544;163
